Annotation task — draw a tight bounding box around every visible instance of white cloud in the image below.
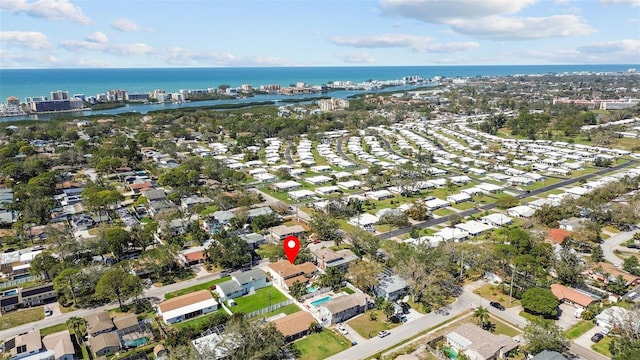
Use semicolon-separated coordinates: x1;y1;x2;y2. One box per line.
335;51;376;64
577;38;640;54
85;31;108;44
379;0;538;23
448;15;596;40
105;43;154;56
0;49;58;67
111;18;151;32
424;42;479;52
379;0;595;40
60;39;105;51
329;34;433;50
69;58;114;68
0;0;91;24
600;0;640;5
329;33;478;53
0;31;50;49
516;39;640;63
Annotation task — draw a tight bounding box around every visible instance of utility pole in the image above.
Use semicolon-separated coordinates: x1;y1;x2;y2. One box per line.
509;265;516;304
459;251;464;280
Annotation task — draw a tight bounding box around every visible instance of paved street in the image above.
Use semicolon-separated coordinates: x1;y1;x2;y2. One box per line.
602;229;639;267
327;280;608;360
0;270;224;340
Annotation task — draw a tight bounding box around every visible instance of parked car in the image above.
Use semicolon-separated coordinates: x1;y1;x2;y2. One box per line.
44;307;52;316
337;324;348;335
591;333;604;343
378;330;390;338
490;301;505;311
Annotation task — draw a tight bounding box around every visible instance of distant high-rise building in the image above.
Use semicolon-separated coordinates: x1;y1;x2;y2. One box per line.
50;90;69;100
6;97;20;106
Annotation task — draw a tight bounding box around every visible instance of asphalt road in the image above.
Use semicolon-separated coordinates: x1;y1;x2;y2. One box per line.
336;136;369;168
378;159;638;240
0;271;225;340
284;143;294;165
328;280;608;360
602;229;639;267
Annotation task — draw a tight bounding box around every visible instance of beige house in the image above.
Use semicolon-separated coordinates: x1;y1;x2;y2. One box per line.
42;330;75;360
90;332;120;357
446;323;518;360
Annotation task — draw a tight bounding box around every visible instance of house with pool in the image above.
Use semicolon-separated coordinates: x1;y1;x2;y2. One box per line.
266;260;318;291
319;293;371;325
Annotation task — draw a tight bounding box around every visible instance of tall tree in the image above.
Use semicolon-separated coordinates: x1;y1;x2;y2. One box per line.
521;288;559;318
66;317;86;346
212;316;285;360
95;268;143;310
473;305;490;328
347;260;383;295
523;318;569;355
53;267;80;306
309;212;342;245
29;253;61;281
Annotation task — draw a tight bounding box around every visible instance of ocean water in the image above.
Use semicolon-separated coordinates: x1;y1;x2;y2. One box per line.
1;65;636;102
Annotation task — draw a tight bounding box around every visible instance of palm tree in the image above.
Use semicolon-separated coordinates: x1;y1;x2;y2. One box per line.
473;305;490;328
66;317;86;346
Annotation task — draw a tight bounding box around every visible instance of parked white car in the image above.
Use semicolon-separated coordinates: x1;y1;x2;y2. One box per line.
337;324;348;335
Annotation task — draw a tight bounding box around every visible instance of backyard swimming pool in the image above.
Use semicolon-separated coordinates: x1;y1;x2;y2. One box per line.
310;296;332;307
124;337;148;348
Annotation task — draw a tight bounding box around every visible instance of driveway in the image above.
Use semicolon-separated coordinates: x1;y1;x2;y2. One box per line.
557;303;582;330
573;325;610;360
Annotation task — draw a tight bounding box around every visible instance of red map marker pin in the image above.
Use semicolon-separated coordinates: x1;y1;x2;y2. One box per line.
283;235;300;264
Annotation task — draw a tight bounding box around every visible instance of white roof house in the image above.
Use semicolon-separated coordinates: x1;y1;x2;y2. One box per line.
157;290;219;324
507;205;536;218
288;189;316;201
425;198;450;210
348;213;379;228
337;180;362;190
273;181;302;191
253;173;277;183
305;175;332;185
447;193;472;204
480;213;513;227
455;221;494;237
476;183;504;193
434;227;468;242
365;190;394;201
565;186;590;196
315;186;341;196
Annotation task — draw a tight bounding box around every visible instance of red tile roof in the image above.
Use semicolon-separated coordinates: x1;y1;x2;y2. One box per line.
550;284;596;308
184;250;205;263
548;228;571;244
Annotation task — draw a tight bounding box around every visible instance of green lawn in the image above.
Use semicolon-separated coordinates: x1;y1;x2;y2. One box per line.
40;323;69;336
255;303;301;319
0;307;44;330
295;329;351;360
472;284;519;308
565;320;595;340
433;208;455;217
347;310;399;338
452;201;476;210
342;287;355;294
256;243;283;261
164;276;231;299
173;308;228;330
603;226;620;233
488;316;521;337
519;310;543;322
227;286;289;314
591;336;613;358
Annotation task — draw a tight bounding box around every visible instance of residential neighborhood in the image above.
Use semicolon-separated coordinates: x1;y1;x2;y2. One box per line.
0;70;639;360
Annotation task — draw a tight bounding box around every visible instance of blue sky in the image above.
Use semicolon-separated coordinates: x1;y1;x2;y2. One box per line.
0;0;638;68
